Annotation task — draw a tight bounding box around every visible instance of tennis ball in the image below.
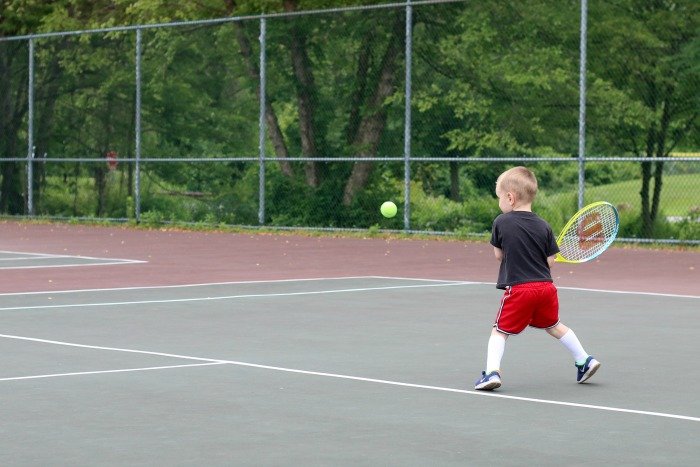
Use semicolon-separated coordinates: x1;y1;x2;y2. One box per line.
380;201;397;218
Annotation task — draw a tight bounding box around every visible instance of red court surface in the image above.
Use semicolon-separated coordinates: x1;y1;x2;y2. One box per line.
0;221;697;296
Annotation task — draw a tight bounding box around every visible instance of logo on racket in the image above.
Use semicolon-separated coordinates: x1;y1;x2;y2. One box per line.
577;212;605;250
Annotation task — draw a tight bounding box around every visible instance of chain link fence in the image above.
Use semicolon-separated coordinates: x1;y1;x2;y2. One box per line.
1;0;698;243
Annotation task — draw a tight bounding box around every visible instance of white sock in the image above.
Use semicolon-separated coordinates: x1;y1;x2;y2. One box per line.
485;332;507;373
558;329;589;364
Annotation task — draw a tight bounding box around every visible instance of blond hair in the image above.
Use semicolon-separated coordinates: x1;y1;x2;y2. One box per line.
496;166;538;203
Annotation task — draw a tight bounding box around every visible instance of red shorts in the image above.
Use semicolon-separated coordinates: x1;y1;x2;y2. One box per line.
494;282;559;335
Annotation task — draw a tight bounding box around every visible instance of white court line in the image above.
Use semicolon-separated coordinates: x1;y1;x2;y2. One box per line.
0;333;697;423
0;276;424;296
0;249;147;263
557;285;699;300
4;275;693;299
0;249;146;270
0;282;468;311
0;250;64;257
0;261;146;270
369;275;469;284
399;278;700;300
0;334;228;363
0;362;225;382
0;257;58;261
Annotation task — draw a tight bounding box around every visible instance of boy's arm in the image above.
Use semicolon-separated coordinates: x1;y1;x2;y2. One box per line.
493;247;503;262
547;254;556;268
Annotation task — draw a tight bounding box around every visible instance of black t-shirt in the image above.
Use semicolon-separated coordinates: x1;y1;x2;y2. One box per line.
490;211;560;289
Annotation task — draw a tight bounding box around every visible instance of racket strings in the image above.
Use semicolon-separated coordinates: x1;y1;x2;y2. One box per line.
558;204;618;262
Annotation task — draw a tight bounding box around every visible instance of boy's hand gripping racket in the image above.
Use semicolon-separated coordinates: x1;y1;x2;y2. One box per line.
555;201;619;263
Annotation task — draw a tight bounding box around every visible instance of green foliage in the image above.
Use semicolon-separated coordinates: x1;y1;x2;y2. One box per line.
676;217;700;240
1;1;698;242
126;196;135;219
38;170;129;218
618;212;678;240
415;1;580;158
265;162;402;228
408;180;499;233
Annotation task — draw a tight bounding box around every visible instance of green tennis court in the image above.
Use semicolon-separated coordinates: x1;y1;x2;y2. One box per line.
1;276;697;465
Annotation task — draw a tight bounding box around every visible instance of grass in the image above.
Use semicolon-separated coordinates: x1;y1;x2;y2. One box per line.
540;174;700;217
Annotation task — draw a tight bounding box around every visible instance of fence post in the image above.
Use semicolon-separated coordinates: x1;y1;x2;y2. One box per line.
134;28;142;222
578;0;588;209
26;38;35;215
258;17;267;225
403;0;413;230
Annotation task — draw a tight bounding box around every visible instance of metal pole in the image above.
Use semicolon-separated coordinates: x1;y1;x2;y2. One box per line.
258;18;267;225
403;0;413;230
134;28;142;222
578;0;588;209
27;38;35;215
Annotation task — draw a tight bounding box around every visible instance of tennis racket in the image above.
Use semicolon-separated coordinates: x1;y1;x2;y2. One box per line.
555;201;619;263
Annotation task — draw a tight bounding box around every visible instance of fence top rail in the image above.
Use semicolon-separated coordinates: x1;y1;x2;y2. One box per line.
2;156;699;163
0;0;463;43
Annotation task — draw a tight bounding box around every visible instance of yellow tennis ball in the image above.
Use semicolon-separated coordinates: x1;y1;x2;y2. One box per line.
380;201;397;218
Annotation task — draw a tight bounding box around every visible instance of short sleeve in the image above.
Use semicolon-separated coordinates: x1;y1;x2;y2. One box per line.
545;226;560;256
490;216;502;248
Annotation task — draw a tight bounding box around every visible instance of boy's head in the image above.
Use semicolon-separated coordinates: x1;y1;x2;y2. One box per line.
495;166;538;212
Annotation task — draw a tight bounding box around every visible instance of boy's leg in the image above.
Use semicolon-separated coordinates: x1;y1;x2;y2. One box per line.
486;327;508;373
475;328;507;391
547;322;600;383
547;323;587;362
476;285;531;391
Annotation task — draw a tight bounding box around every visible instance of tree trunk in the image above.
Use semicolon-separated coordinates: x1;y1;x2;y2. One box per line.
650;96;672;228
33;45;64;212
0;162;24;213
450;161;460;201
641;92;672;238
95;162;107;217
285;0;320;187
346;33;373;146
233;21;294;177
639;78;658;238
0;42;27;214
343;15;404;206
640;130;654;238
72;163;80;216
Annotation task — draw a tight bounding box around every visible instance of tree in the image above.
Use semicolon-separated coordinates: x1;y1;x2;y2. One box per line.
342;11;404;205
411;0;580;201
587;0;699;236
0;0;56;214
0;38;26;213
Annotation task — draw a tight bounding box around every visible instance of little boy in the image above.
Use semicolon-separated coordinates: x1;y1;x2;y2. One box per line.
475;166;600;391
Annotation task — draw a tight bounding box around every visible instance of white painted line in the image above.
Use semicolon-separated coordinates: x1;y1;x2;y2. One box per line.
0;249;146;270
0;250;146;263
0;250;62;257
2;275;693;299
419;279;700;300
0;260;146;270
0;282;466;311
1;333;697;423
556;285;700;300
369;275;473;284
0;362;225;382
0;276;391;296
0;257;58;261
0;334;228;363
221;361;700;423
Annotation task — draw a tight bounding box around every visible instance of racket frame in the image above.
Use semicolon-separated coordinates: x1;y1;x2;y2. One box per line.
554;201;619;264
